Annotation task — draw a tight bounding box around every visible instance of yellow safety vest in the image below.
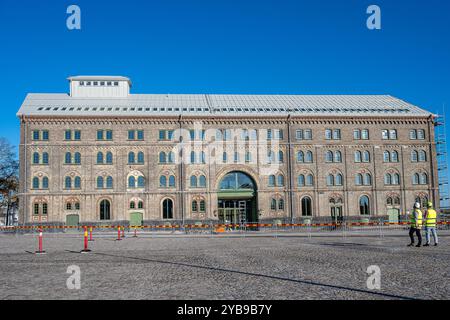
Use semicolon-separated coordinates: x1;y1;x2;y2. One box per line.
410;209;423;228
425;209;437;227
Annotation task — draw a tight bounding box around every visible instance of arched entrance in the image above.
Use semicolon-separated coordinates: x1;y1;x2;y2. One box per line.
99;199;111;220
217;171;258;224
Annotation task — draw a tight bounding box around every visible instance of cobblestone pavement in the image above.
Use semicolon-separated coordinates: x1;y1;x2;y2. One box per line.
0;231;449;300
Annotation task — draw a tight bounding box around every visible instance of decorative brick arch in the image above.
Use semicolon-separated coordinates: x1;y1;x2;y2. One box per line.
215;166;260;190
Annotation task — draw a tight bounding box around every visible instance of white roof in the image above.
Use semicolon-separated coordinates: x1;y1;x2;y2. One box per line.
17;93;432;117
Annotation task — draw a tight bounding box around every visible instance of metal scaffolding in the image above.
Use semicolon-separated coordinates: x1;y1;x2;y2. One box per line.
435;107;450;209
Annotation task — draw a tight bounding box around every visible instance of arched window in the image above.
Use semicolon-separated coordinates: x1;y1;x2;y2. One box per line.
297;151;304;163
387;197;393;205
359;196;370;215
420;173;428;185
137;176;145;188
278;198;285;210
355;174;363;186
199;200;206;212
42;177;49;189
418;150;427;162
128;152;135;164
42;152;49;164
306;174;314;186
327;174;334;186
201;151;206;164
268;175;276;187
106;152;113;164
100;199;111;220
138;201;144;209
192;200;198;212
362;151;370;163
159;176;167;188
334;151;342;163
277;174;285;187
168;175;176;187
33;152;40;164
383;151;390;162
97;176;104;189
168;152;175;163
335;174;343;186
199;175;206;187
190;176;198;187
219;171;255;190
162;199;173;219
393;173;400;185
65;152;72;164
106;176;113;189
298;174;305;187
278;151;284;163
130;201;136;209
364;173;372;186
74;176;81;189
97;152;103;164
384;173;392;185
270;199;277;210
128;176;136;188
391;151;399;162
305;151;313;163
159;152;166;163
137;152;144;164
354;151;362;163
411;150;418;162
74;152;81;164
301;197;312;216
326;151;333;162
394;197;401;205
412;173;420;185
32;177;39;189
222;152;228;163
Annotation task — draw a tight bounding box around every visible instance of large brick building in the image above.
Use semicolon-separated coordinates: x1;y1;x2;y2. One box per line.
17;76;439;226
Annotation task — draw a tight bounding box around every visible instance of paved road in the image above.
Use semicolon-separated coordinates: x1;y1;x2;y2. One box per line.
0;231;448;300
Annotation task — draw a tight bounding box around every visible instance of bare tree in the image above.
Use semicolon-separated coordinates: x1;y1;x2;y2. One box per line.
0;138;19;226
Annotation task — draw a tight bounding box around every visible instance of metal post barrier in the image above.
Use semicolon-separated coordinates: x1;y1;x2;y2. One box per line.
116;226;122;241
35;228;46;255
81;226;91;253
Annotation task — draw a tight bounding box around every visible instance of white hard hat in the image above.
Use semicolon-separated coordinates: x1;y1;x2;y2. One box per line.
414;202;421;209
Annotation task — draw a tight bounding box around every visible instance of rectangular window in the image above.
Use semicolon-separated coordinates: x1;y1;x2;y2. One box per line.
159;130;165;140
361;129;369;140
267;129;273;140
304;129;312;140
276;129;284;140
382;130;389;140
128;130;135;140
417;129;425;140
389;130;397;140
353;130;361;140
333;129;341;140
137;130;144;140
32;131;40;140
325;129;332;140
42;131;49;141
189;130;195;140
167;130;174;140
106;130;113;140
65;130;72;140
410;130;417;140
34;203;39;215
74;130;81;140
97;130;104;140
296;130;303;140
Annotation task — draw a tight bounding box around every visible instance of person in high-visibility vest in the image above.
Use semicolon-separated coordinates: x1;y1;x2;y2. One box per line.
423;201;438;247
408;202;423;247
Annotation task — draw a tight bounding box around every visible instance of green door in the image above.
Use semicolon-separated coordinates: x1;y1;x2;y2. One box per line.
130;212;143;227
66;214;79;227
387;208;400;223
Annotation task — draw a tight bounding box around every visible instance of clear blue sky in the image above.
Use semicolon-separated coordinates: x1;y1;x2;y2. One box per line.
0;0;449;149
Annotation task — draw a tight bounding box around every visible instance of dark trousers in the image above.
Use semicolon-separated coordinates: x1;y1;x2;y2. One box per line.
409;227;422;245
